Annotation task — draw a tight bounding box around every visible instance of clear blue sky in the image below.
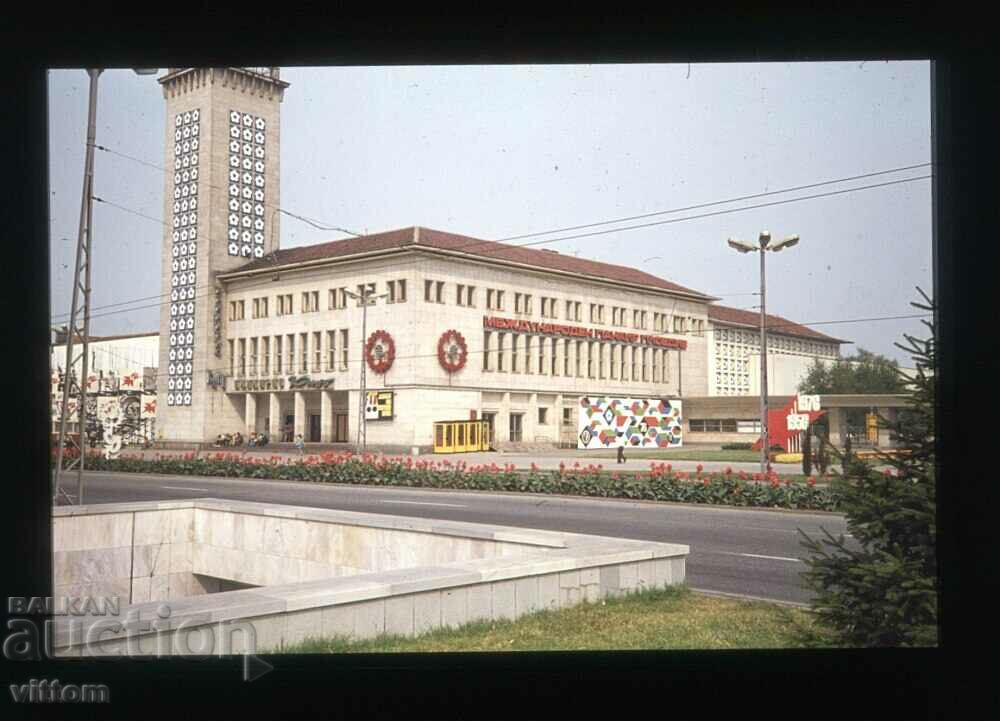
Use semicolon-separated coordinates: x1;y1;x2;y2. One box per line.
48;62;932;362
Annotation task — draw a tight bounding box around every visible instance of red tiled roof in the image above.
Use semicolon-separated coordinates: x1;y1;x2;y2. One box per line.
707;304;848;344
232;226;715;299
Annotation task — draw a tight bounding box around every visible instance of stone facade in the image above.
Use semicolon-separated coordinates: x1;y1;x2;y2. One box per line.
217;246;710;450
156;68;288;443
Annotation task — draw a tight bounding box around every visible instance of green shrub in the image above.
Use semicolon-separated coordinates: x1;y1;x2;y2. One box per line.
721;442;752;450
60;449;840;512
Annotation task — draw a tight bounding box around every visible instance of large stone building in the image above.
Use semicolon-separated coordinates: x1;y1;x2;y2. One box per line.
150;66;851;452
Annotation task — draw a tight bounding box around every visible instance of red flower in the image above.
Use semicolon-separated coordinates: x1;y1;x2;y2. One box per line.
702;477;709;486
807;476;817;486
696;464;704;474
612;472;621;481
724;466;733;476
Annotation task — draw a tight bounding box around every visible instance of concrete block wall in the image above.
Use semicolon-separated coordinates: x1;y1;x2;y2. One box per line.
53;506;198;604
53;500;689;656
189;508;538;588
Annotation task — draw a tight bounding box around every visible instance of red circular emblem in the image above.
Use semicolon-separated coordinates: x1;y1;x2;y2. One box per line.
365;330;395;374
437;330;468;373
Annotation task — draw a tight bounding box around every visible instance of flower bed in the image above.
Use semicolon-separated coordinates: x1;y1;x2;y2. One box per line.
58;450;840;512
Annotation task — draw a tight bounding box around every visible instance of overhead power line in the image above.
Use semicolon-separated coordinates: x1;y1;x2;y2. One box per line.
494;162;933;242
71;159;931;323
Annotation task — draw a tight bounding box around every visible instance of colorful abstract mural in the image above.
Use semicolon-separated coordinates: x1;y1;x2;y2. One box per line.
51;366;157;453
577;397;683;449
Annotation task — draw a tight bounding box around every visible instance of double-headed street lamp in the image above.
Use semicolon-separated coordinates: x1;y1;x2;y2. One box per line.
727;231;800;474
342;287;388;452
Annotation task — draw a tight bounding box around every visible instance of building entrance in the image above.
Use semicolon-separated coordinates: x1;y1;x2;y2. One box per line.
334;413;349;443
309;415;321;443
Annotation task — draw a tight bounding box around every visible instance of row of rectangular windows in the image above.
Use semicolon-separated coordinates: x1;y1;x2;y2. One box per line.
229;330;350;377
229;281;408;321
481;331;674;385
689;419;762;433
227;278;707;336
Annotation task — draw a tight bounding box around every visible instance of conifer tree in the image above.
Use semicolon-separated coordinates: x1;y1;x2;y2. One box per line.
799;288;937;646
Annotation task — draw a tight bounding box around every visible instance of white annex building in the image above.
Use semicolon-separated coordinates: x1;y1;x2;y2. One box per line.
146;67;850;452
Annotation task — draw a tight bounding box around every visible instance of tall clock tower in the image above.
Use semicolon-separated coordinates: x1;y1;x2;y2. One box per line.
156;68;289;442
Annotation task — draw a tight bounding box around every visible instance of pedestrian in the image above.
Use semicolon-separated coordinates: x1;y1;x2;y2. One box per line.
248;433;257;448
617;445;626;464
294;433;304;457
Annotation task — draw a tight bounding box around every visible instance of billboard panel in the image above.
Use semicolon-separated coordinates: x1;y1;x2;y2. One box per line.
577;397;683;449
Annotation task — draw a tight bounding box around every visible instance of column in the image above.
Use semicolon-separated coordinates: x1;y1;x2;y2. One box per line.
878;406;898;448
294;391;306;440
827;406;844;446
497;392;511;443
320;390;333;443
245;393;256;435
555;394;564;444
268;392;281;439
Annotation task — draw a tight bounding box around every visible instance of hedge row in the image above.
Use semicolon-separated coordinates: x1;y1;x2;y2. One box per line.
61;450;840;512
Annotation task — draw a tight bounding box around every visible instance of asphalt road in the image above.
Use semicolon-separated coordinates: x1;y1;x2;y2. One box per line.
57;471;850;606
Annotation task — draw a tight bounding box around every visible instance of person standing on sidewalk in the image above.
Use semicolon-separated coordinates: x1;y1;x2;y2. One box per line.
294;433;305;457
617;445;626;464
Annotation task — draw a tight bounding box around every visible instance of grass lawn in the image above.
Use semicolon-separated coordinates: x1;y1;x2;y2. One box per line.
277;586;836;653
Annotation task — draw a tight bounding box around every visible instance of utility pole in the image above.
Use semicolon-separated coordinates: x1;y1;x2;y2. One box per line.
54;68;102;506
758;237;769;475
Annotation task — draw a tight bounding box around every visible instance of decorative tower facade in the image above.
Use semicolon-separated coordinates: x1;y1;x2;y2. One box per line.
156;68;289;442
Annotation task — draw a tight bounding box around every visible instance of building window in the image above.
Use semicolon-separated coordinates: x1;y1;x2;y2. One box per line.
575;340;582;377
355;282;376;306
261;337;270;375
497;333;506;372
486;288;495;309
238;338;246;377
339;330;349;370
387;279;407;303
466;285;475;307
300;291;319;313
275;336;283;373
587;342;594;378
550;337;558;376
456;284;466;305
299;333;308;372
563;407;572;424
286;334;294;373
563;339;570;376
326;331;335;370
496;290;505;311
329;287;348;310
597;342;605;379
538;407;548;425
229;339;235;376
538;335;546;375
590;304;604;324
425;279;434;302
313;331;321;371
524;336;533;374
229;301;245;321
541;297;558;318
276;294;292;316
511;334;520;373
515;292;533;314
483;331;493;371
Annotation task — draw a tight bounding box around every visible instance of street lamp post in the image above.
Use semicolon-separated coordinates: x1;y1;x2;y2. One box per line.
727;231;800;474
343;288;388;452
